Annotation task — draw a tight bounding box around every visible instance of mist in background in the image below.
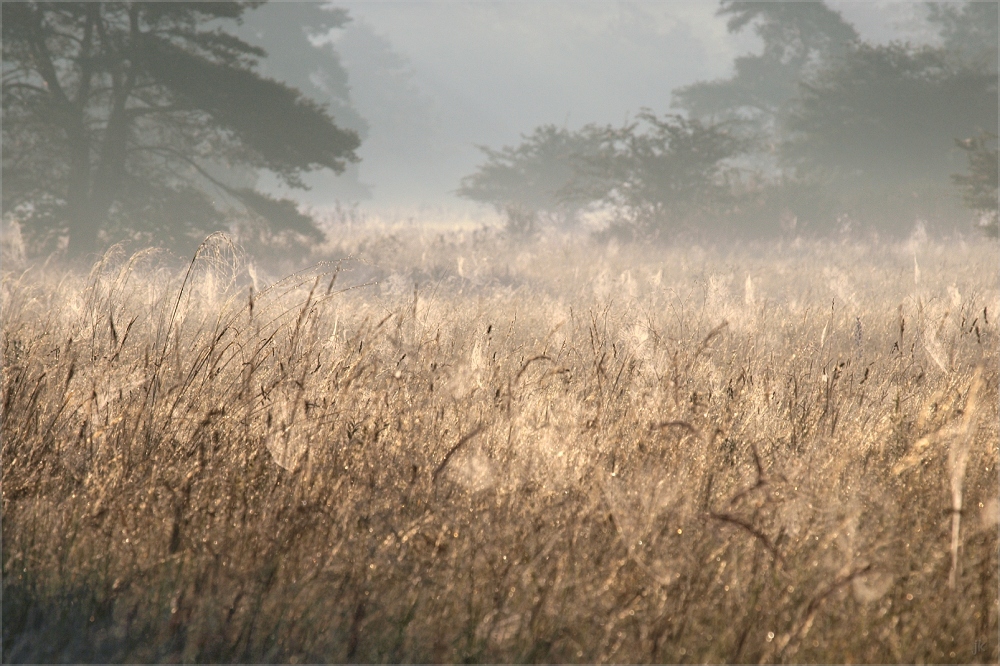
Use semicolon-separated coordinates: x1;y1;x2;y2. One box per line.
3;1;995;259
242;1;960;212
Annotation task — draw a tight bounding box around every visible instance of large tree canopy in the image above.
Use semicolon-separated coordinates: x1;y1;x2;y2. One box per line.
672;1;858;138
781;41;997;231
2;1;361;257
784;43;997;184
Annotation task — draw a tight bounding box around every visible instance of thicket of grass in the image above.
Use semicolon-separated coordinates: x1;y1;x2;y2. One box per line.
2;229;997;663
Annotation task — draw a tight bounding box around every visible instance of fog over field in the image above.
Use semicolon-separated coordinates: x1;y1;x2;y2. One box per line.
227;0;972;213
260;0;952;210
2;1;998;663
4;0;996;247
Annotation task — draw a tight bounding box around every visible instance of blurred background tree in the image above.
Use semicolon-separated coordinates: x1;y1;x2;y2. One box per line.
456;125;605;233
459;112;748;239
926;1;999;74
567;111;749;239
676;0;997;236
2;1;361;258
952;132;999;238
233;2;372;203
671;0;858;147
782;41;997;232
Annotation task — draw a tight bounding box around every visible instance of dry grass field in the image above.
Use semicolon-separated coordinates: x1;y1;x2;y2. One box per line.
2;226;997;663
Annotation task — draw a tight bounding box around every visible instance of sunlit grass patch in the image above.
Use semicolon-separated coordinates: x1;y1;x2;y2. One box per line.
3;230;997;663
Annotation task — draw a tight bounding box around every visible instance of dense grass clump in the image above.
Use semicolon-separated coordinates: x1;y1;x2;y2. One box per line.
3;229;997;663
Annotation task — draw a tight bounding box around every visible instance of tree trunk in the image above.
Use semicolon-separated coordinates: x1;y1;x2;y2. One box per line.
66;143;127;259
66;4;137;260
64;114;128;259
65;196;109;260
64;123;100;259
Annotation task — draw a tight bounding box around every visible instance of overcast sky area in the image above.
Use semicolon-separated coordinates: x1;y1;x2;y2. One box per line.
257;1;947;214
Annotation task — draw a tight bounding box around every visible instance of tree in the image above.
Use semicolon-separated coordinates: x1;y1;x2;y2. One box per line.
2;2;361;258
672;1;858;142
926;1;998;73
781;42;997;231
785;43;996;183
332;17;450;205
456;124;604;231
953;132;998;237
234;2;373;201
669;0;998;234
458;112;748;239
572;111;749;237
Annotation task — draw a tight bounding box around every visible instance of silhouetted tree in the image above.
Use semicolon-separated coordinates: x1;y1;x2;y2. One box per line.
457;125;604;230
234;2;372;201
782;42;997;231
459;112;748;239
2;2;361;257
953;132;998;237
571;111;749;238
785;43;996;183
672;1;858;143
333;16;447;204
670;1;998;234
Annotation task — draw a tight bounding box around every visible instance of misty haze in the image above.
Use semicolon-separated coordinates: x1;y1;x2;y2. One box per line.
2;1;998;663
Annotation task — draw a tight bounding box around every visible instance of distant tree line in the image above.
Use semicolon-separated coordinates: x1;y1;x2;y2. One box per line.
3;1;996;257
459;1;998;239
